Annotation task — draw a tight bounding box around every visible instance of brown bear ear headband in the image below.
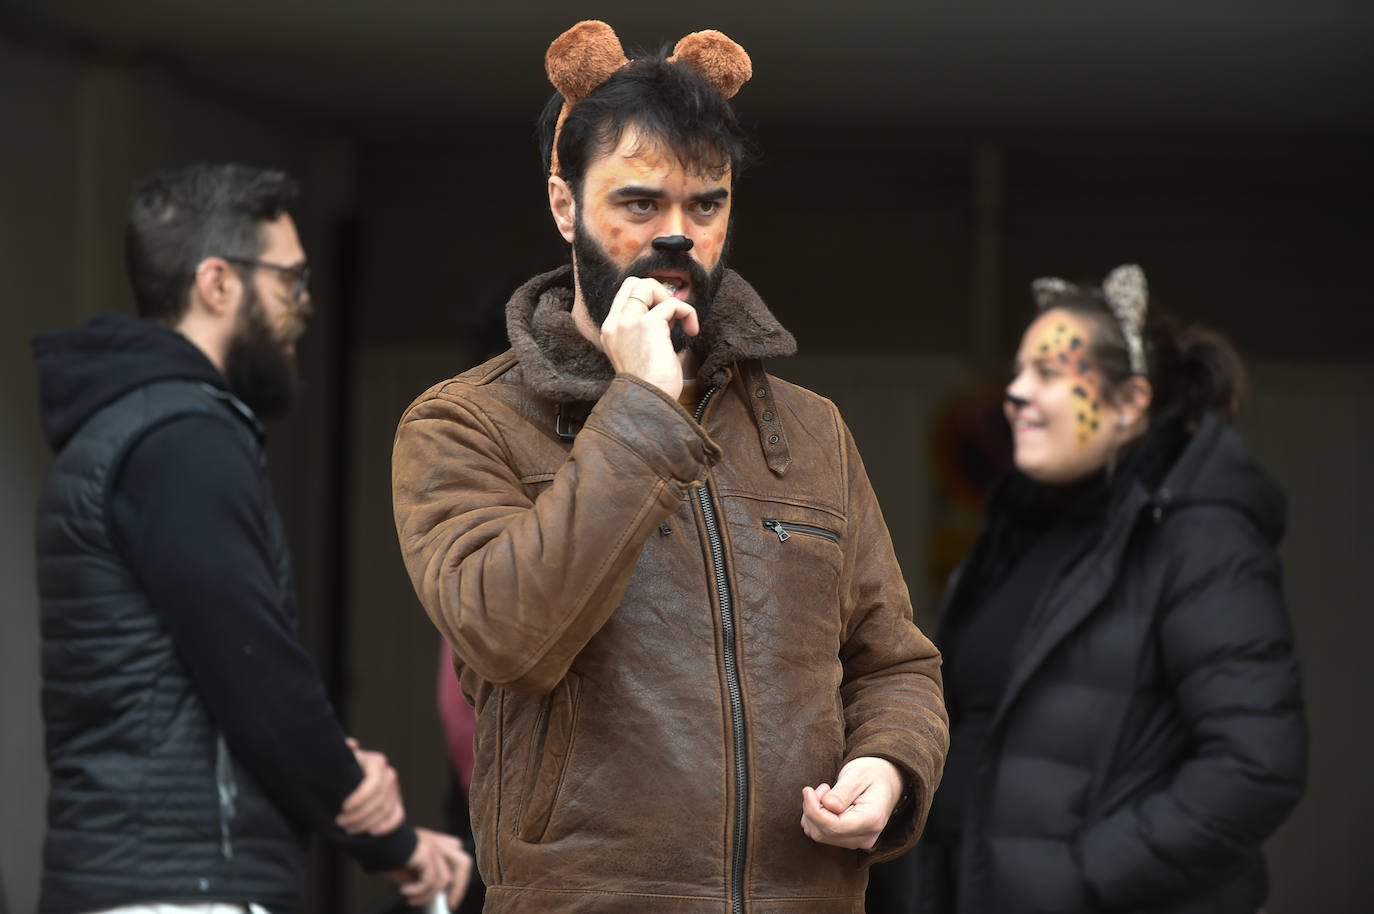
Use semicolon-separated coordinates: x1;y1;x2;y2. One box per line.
544;20;753;177
1032;264;1149;375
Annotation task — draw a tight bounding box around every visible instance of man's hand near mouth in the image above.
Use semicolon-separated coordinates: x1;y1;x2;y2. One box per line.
600;275;699;399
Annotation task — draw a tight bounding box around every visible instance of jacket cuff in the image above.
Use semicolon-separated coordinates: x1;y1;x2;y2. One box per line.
853;755;927;862
581;375;722;491
840;744;941;862
347;822;418;873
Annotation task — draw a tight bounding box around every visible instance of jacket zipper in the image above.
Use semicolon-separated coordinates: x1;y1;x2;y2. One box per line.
761;519;840;544
695;386;747;914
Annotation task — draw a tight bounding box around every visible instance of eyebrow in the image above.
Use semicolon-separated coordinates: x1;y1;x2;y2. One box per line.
1011;355;1050;372
612;186;665;200
611;186;730;203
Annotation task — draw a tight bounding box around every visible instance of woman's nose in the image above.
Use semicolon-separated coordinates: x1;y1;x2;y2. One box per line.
1005;371;1032;408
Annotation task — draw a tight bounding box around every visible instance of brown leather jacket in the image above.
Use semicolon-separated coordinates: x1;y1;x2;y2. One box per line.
393;267;948;913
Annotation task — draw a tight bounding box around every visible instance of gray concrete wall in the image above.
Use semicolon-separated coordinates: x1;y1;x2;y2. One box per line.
0;38;84;914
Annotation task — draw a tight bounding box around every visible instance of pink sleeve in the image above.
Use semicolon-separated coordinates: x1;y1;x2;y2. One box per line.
436;641;477;796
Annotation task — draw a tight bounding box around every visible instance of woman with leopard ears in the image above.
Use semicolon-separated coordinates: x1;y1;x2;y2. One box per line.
869;265;1307;914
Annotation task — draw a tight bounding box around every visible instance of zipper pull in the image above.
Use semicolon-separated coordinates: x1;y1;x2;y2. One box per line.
763;520;791;542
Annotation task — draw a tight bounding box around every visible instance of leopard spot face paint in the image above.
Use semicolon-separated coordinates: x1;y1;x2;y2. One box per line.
1036;318;1106;449
1006;309;1125;485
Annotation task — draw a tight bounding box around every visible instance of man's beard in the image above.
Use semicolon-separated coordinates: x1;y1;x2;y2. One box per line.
573;216;728;353
224;284;300;421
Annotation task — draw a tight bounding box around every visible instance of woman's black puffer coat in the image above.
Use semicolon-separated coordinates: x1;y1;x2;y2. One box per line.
916;414;1307;914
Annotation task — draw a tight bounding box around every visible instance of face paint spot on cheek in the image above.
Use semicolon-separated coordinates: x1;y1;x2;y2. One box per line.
1072;386;1088;399
1058;352;1069;364
608;225;623;239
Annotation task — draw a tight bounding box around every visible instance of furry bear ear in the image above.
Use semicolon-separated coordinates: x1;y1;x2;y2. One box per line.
545;20;629;105
668;29;752;99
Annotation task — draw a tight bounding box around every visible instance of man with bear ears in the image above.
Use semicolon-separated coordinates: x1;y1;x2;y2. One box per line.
392;21;948;913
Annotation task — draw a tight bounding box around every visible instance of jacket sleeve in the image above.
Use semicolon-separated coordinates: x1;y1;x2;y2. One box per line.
833;413;950;860
392;374;721;695
112;414;417;873
1076;506;1308;906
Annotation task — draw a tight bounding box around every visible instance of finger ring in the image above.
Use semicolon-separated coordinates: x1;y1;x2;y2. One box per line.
626;295;648;306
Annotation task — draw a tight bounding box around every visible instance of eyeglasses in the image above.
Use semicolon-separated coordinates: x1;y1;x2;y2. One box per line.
224;257;311;302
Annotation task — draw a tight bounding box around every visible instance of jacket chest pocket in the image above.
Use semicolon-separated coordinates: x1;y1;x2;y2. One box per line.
758;512;843;597
723;497;846;614
513;672;581;843
729;499;849;689
760;518;841;545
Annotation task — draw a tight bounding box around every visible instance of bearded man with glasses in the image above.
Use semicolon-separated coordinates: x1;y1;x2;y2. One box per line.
32;163;470;914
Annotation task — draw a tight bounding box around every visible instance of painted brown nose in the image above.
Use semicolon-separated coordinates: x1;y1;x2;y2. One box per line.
652;234;694;253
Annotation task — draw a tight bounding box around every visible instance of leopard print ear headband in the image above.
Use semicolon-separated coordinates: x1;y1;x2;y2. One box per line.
1031;264;1149;375
544;20;752;177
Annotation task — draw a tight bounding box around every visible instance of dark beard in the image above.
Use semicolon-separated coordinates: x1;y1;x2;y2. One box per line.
572;216;728;353
224;284;299;421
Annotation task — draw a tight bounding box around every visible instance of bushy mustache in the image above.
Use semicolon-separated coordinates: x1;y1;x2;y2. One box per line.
624;249;710;291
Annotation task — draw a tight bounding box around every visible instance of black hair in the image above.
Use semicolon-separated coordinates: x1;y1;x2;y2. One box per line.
124;163;299;325
536;47;754;200
1036;285;1249;426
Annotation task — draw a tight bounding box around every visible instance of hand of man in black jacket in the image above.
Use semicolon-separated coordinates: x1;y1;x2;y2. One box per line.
337;737;406;836
387;828;474;909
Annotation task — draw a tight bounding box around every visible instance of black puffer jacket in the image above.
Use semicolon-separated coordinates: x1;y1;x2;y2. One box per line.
918;414;1307;914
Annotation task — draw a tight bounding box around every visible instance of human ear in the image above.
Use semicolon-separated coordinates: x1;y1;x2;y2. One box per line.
1118;376;1154;432
548;175;576;243
191;257;239;318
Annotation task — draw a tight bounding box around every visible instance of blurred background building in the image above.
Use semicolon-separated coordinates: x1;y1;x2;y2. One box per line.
2;2;1370;911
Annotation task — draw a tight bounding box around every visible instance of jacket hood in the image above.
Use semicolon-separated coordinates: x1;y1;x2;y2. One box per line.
33;313;226;451
1154;412;1287;546
506;265;798;403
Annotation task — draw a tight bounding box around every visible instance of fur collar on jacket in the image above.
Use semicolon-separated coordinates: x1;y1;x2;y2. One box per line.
506;265;797;403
